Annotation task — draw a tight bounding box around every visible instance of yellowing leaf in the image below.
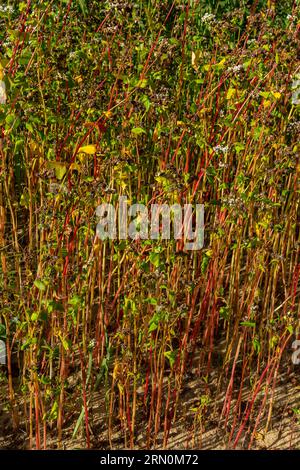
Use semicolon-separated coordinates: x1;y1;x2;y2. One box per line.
215;58;226;70
55;166;66;180
136;78;147;88
226;88;236;100
78;144;97;154
113;362;120;380
255;222;261;238
29;140;39;153
20;192;29;208
47;162;67;180
69;162;81;172
60;336;69;351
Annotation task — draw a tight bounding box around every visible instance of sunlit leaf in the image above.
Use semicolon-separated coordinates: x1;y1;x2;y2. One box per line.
78;144;97;154
34;279;46;291
131;127;146;135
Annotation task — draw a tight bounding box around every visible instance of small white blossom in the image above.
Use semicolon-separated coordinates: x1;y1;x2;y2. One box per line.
227;64;244;74
213;145;229;154
201;13;216;24
0;5;14;14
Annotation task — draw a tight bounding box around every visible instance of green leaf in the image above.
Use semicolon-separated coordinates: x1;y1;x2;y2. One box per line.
68;295;82;307
136;79;147;88
164;350;177;368
253;336;261;353
148;312;159;333
72;406;85;438
34;279;46;291
144;297;158;305
26;122;34;133
0;324;6;340
234;142;245;154
20;192;30;208
140;94;151;112
148;321;158;333
77;0;88;16
5;113;15;125
240;321;256;328
259;91;271;99
31;312;39;322
49;401;58;421
149;252;160;267
201;254;210;274
219;306;230;320
131;127;146;135
61;337;70;351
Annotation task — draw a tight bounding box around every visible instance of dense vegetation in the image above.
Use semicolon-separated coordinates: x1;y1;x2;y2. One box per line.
0;0;299;449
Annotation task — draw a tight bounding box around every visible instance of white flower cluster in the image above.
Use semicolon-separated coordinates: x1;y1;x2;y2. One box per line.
227;64;244;75
0;5;14;14
213;145;229;154
201;13;216;24
218;161;228;168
